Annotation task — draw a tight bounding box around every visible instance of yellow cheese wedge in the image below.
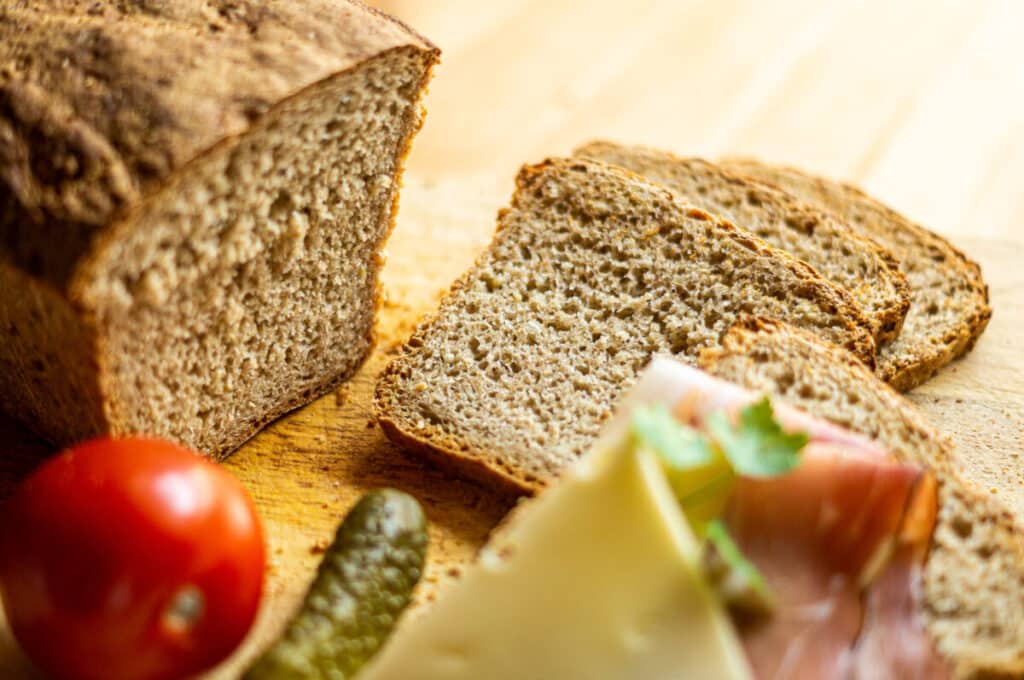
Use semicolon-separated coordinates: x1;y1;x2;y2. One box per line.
359;384;752;679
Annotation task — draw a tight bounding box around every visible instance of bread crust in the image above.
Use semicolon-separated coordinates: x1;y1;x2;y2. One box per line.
807;177;991;392
576;142;912;346
0;0;438;289
518;159;877;368
720;159;992;392
376;415;536;497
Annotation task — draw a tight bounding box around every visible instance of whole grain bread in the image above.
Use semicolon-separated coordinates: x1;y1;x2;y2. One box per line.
575;141;910;345
700;318;1024;678
375;157;875;493
0;1;439;455
719;159;991;392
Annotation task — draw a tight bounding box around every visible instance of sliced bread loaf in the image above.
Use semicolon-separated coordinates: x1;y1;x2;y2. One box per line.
574;141;910;345
719;159;992;391
375;157;875;492
700;318;1024;678
0;1;439;455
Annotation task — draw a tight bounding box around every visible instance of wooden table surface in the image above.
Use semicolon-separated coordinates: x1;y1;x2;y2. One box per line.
1;0;1023;676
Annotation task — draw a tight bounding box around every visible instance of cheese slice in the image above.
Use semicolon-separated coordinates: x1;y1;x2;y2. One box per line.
358;421;751;679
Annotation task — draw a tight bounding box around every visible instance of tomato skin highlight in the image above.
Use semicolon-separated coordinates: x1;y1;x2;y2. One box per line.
0;437;266;680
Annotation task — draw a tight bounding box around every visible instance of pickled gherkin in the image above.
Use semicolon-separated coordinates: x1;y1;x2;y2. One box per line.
245;489;428;680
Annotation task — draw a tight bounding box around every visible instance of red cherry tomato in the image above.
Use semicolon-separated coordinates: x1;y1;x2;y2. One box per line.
0;437;265;680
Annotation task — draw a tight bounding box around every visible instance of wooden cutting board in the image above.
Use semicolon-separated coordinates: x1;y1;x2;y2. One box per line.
1;0;1023;676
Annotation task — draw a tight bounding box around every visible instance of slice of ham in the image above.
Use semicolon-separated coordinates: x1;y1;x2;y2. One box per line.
724;445;945;680
660;361;948;679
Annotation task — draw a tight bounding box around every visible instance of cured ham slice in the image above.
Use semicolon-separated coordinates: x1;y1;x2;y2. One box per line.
633;359;948;679
725;445;944;679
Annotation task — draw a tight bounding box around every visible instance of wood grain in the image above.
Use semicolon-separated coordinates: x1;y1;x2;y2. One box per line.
0;0;1022;676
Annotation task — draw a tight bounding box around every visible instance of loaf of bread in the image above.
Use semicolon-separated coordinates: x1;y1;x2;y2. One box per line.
720;159;991;391
575;142;910;345
0;1;439;454
700;318;1024;678
375;157;875;492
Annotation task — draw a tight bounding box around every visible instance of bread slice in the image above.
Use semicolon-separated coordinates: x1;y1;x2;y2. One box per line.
719;159;991;391
375;157;876;493
700;318;1024;678
0;2;439;455
574;141;910;345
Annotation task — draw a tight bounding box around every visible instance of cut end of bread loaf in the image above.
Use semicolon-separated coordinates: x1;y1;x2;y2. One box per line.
700;318;1024;678
719;159;992;392
375;157;876;492
83;48;437;456
574;141;911;346
0;10;439;455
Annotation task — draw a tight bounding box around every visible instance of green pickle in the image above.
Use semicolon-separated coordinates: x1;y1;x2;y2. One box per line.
245;489;428;680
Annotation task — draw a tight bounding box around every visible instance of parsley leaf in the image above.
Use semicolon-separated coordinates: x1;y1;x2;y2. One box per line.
706;398;807;477
631;405;732;535
630;404;713;469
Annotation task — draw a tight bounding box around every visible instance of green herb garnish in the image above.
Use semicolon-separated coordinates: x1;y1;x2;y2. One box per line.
629;396;805;616
706;398;808;477
631;405;730;534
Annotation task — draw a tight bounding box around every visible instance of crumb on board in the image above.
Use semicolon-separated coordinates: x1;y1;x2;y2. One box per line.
310;538;330;555
334;386;350;407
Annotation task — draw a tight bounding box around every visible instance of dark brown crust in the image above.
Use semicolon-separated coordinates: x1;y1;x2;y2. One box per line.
728;171;913;347
376;415;537;497
575;141;913;346
375;157;878;493
814;176;991;392
0;0;438;288
871;245;914;343
709;316;873;380
720;158;992;393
